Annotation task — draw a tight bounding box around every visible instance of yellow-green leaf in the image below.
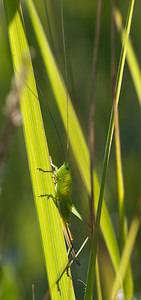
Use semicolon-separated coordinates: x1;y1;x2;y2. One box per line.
3;0;75;299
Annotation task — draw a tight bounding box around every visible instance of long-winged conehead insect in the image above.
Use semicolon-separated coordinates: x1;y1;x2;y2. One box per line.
37;161;80;268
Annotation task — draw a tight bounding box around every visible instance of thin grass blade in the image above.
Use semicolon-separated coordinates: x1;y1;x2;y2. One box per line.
113;85;133;298
96;258;103;300
114;8;141;106
85;1;135;299
112;199;141;299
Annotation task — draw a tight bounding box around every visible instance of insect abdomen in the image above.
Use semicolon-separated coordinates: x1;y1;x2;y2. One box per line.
59;195;72;223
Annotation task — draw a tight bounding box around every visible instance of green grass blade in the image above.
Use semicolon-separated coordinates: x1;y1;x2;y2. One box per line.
85;0;135;298
96;258;103;300
25;0;120;276
112;199;141;299
114;88;133;297
112;3;141;296
3;0;75;299
115;9;141;106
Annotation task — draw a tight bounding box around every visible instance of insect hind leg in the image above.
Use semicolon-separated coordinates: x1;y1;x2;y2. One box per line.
69;244;80;266
66;266;72;279
37;165;57;182
56;281;61;295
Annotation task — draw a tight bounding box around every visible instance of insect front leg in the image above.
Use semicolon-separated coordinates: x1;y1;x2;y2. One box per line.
37;167;53;173
37;161;58;183
38;193;56;201
37;165;56;184
37;165;57;200
37;155;58;174
49;156;58;171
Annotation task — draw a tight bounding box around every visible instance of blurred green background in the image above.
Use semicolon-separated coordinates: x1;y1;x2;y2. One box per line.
0;0;141;299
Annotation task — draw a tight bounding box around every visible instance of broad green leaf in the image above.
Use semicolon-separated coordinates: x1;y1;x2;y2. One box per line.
3;0;75;299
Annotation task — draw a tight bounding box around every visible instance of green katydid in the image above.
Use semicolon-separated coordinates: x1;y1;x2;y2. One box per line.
37;162;81;267
37;156;89;293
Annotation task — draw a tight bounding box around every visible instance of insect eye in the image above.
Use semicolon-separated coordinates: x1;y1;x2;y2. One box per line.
65;166;69;171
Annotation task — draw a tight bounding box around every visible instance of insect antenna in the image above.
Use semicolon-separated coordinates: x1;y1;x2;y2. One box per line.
37;82;66;160
43;0;54;52
42;0;69;162
22;74;66;161
60;0;69;162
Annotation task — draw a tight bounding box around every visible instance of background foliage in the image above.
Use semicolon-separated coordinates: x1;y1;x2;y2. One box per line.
0;0;141;299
